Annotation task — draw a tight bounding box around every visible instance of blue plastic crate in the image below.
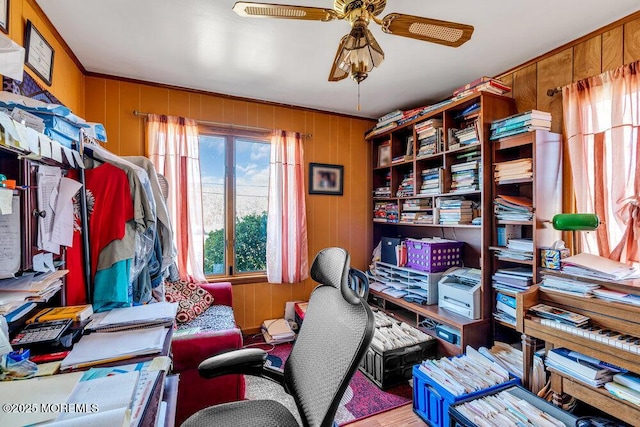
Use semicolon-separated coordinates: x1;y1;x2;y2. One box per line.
412;363;520;427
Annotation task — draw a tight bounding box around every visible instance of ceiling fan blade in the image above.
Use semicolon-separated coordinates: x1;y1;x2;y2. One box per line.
328;35;350;82
380;13;474;47
233;2;339;21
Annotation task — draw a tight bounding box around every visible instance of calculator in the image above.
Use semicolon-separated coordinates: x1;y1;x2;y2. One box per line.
10;319;73;349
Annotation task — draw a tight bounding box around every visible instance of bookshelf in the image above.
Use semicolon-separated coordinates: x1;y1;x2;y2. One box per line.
367;92;515;356
489;130;562;338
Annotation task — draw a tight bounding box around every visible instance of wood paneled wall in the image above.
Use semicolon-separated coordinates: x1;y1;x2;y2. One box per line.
495;11;640;214
83;78;375;332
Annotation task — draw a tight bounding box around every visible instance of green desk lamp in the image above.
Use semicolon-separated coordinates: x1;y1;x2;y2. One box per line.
552;213;600;254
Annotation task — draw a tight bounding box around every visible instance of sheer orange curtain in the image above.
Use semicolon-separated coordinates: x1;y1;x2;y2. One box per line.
563;61;640;265
146;114;206;282
267;130;309;283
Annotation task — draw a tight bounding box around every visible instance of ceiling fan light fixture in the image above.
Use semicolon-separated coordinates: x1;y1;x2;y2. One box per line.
336;20;384;83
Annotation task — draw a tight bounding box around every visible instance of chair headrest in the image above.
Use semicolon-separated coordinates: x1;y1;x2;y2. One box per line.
310;247;359;304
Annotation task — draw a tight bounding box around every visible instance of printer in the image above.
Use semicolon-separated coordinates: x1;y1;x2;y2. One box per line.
437;267;481;320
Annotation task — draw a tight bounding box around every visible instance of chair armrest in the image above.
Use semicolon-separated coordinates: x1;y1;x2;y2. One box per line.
200;282;233;307
198;348;285;384
171;328;242;371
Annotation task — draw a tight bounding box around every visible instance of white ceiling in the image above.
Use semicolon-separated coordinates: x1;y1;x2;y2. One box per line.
37;0;640;119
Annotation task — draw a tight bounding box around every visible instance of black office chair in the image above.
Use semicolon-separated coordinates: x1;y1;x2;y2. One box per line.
182;247;375;427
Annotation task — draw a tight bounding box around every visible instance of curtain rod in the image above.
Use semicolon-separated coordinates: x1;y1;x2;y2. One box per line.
133;110;312;138
547;87;562;97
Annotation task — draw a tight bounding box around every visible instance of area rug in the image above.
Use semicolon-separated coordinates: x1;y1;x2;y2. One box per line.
244;340;413;425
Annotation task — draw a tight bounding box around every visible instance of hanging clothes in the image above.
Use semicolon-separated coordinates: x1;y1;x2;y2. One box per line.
66;162;134;310
124;156;177;273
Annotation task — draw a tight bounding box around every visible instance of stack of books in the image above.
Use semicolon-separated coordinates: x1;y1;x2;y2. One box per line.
493;194;533;221
450;160;480;193
545;348;622;387
494;292;517;325
606;373;640;406
491;267;533;293
26;304;94;323
452;76;512;99
399;211;417;223
438;198;474;225
365;109;403;138
373;202;398;223
419;167;443;195
415;118;443;157
490;110;552;140
395;171;414;197
261;318;295;344
402;198;432;212
491;238;534;261
373;185;391;198
528;303;590;327
494;158;533;184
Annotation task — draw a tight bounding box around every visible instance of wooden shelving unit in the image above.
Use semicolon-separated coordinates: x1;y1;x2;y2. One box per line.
489;130;562;339
366;92;515;355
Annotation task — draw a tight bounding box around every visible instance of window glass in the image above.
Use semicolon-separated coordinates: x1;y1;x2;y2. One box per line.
200;133;269;276
201;135;226;275
234;139;269;273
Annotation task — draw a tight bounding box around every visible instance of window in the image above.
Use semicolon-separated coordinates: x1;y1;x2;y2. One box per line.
199;131;270;277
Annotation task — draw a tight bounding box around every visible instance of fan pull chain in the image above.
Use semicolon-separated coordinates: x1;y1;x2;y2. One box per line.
357;82;361;111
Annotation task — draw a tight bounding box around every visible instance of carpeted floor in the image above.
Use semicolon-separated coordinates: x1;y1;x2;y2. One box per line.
243;339;413;426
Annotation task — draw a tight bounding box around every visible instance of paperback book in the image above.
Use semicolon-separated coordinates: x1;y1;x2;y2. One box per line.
528;303;590;326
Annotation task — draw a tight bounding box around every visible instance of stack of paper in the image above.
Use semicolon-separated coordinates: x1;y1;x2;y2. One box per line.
61;326;169;371
494;158;533;184
85;301;177;332
491;267;533;293
0;270;67;318
545;348;622;387
540;274;600;297
261;318;295;344
493;194;533;221
592;288;640;306
561;253;640;281
417;346;510;396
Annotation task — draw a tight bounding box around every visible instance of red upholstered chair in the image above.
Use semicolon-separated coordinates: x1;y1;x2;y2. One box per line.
170;282;245;426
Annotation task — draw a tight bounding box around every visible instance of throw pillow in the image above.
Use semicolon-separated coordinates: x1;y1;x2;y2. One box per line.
165;280;214;323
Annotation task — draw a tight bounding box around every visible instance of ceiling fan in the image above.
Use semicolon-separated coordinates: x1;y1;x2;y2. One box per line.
232;0;474;84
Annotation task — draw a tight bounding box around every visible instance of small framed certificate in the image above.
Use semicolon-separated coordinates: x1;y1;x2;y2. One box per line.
24;20;55;86
0;0;9;34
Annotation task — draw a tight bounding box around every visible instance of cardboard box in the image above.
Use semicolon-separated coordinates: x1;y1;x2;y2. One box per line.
540;247;570;270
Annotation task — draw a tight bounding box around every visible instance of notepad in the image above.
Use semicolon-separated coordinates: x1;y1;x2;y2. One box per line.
60;326;169;370
86;302;177;332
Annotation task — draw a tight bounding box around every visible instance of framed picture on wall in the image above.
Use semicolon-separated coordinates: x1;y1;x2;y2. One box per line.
309;163;344;195
24;20;55;86
0;0;9;34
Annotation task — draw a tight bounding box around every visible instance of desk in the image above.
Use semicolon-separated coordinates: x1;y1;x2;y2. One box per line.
2;326;177;427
